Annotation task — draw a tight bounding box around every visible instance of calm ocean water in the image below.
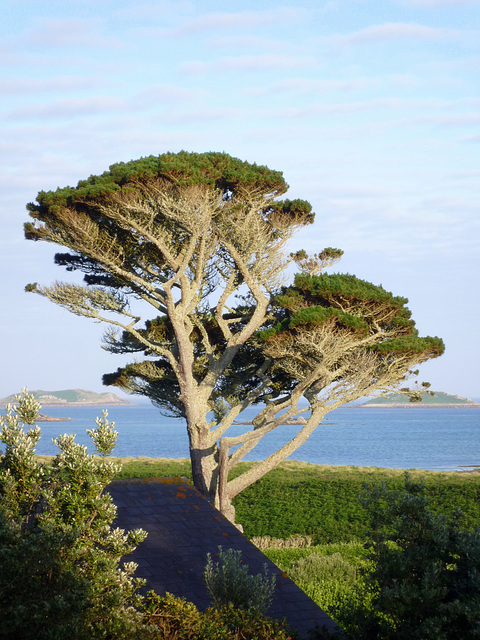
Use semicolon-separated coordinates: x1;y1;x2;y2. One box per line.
3;403;479;472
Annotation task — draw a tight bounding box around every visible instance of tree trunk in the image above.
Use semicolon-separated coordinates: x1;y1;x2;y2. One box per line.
187;419;219;502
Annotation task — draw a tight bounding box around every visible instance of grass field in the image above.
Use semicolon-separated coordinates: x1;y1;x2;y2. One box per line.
109;457;480;542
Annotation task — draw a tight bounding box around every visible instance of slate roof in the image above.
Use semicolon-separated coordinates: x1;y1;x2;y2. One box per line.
109;477;339;638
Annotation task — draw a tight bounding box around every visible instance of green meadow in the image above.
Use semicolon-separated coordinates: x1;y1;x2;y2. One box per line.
115;458;480;542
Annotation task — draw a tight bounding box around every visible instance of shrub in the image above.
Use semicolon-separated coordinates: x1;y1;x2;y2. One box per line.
280;550;371;621
288;553;358;611
0;390;150;640
204;546;276;615
207;603;295;640
252;534;313;550
339;474;480;639
143;591;294;640
143;591;206;639
290;552;356;585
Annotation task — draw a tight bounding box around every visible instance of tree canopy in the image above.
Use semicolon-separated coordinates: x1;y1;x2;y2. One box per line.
25;151;444;522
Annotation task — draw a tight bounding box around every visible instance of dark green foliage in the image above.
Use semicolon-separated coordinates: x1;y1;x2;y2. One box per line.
267;197;315;225
206;604;295;640
277;273;410;312
233;468;373;542
256;477;480;639
272;273;419;340
25;151;297;229
0;517;89;639
339;475;480;640
143;591;295;640
369;336;444;356
259;306;370;338
259;272;444;388
232;466;480;542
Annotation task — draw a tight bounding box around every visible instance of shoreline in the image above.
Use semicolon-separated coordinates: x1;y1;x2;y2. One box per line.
0;402;135;408
354;403;480;409
33;456;480;475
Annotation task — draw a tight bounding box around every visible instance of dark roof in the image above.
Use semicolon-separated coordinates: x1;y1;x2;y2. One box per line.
109;477;339;638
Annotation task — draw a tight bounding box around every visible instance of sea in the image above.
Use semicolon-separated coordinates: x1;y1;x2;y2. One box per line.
3;403;479;472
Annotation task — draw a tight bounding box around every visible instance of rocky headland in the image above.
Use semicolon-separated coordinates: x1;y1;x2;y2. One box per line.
0;388;134;407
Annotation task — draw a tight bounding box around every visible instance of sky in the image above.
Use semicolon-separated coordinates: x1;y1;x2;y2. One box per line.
1;0;479;401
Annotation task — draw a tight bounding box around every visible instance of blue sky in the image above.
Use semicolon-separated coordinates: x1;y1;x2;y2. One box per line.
1;0;479;400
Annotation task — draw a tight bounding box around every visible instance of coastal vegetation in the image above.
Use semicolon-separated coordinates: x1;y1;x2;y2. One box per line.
25;150;443;521
0;392;148;639
3;392;480;637
260;476;480;639
0;392;292;640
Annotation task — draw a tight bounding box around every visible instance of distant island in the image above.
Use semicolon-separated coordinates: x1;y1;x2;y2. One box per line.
360;391;480;408
0;389;135;407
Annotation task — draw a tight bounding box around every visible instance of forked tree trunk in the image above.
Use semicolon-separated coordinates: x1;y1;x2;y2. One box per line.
187;418;219;501
217;406;328;523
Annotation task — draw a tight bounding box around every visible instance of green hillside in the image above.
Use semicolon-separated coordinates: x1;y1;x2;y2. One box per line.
363;391;479;406
0;389;133;406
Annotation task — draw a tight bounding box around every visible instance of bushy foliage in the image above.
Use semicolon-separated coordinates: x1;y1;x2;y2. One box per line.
0;390;150;640
204;546;276;615
231;464;480;542
143;591;294;640
263;542;372;628
288;553;358;612
338;474;480;639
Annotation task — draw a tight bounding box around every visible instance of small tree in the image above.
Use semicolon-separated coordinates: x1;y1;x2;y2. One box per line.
0;390;148;640
340;475;480;640
24;151;444;521
204;546;276;615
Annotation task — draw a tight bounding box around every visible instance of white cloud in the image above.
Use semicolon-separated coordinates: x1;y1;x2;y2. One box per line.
401;0;479;7
323;22;461;46
312;184;391;199
0;76;107;95
26;18;121;49
6;96;126;121
114;1;194;20
411;112;480;127
295;187;480;262
180;54;317;75
170;8;305;36
135;84;207;104
463;132;480;142
207;34;308;53
448;169;480;179
130;96;465;130
246;77;376;97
